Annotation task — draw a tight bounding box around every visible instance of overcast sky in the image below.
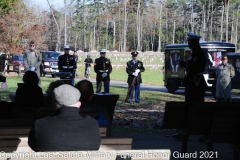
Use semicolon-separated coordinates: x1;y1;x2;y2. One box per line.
27;0;65;10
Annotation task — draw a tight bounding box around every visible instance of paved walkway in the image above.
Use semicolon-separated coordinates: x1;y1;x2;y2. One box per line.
112;131;232;160
75;77;239;99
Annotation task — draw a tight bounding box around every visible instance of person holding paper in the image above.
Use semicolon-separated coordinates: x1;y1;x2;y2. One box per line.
126;52;145;103
94;49;112;93
23;41;42;86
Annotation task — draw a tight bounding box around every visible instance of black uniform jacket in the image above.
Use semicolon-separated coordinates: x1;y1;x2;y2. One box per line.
58;54;77;78
84;58;93;67
28;107;101;151
126;59;145;85
94;57;112;82
180;46;207;89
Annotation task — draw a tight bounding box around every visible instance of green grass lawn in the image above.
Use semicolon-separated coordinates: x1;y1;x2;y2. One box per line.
76;66;164;86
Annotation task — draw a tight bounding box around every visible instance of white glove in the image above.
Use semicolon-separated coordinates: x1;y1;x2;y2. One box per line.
132;72;139;77
135;69;140;73
102;73;107;78
30;67;35;71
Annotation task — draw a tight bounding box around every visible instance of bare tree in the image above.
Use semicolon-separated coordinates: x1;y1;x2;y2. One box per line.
123;0;127;52
46;0;60;51
225;0;230;42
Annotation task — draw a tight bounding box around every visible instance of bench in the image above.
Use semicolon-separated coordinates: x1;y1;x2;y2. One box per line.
161;102;189;129
207;111;240;160
0;126;133;154
0;150;171;160
184;103;240;153
0;126;107;138
0;137;133;152
162;102;240;154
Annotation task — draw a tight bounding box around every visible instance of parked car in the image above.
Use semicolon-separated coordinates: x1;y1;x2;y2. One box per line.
13;54;24;73
40;51;61;78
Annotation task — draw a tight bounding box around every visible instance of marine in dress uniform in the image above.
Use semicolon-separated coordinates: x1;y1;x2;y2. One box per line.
126;52;145;103
58;45;77;85
94;49;112;93
180;32;208;103
216;56;235;102
23;41;42;86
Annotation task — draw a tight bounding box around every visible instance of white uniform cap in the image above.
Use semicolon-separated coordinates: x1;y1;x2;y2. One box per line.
99;49;107;53
64;45;70;49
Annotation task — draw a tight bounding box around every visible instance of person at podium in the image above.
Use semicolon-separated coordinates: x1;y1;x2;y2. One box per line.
58;45;76;85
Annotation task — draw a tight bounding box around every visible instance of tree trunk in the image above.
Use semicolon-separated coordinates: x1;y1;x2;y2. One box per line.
46;0;60;51
173;11;175;44
106;18;108;49
74;34;77;51
64;0;67;45
83;0;86;51
210;0;213;41
165;10;168;44
140;12;143;51
235;7;239;47
220;5;224;42
123;0;127;52
93;20;96;50
202;3;206;40
191;0;194;32
225;0;230;42
118;0;121;52
113;21;115;50
158;2;162;52
136;0;141;51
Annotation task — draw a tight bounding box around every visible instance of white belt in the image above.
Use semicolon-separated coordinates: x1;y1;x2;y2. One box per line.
99;70;108;72
62;66;73;68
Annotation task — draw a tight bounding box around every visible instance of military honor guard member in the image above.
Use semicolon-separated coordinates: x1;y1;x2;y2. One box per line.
216;56;235;102
126;52;145;103
23;41;42;86
179;32;208;103
173;32;208;140
58;45;77;85
94;49;112;93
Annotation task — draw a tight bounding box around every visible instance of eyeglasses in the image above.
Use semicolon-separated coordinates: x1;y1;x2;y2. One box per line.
30;44;35;47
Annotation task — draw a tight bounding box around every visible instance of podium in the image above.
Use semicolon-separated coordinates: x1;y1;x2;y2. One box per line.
92;93;119;136
54;72;73;85
0;75;6;82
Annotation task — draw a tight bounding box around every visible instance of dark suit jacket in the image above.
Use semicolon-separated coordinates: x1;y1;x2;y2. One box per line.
28;107;101;151
14;83;44;108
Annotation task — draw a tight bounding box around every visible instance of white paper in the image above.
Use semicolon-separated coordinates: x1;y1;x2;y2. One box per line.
1;82;7;90
102;73;107;78
30;67;35;71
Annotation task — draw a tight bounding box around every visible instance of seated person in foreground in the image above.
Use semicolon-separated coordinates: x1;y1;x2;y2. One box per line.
28;84;101;151
75;80;110;128
37;80;65;119
14;71;44;108
44;80;65;107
